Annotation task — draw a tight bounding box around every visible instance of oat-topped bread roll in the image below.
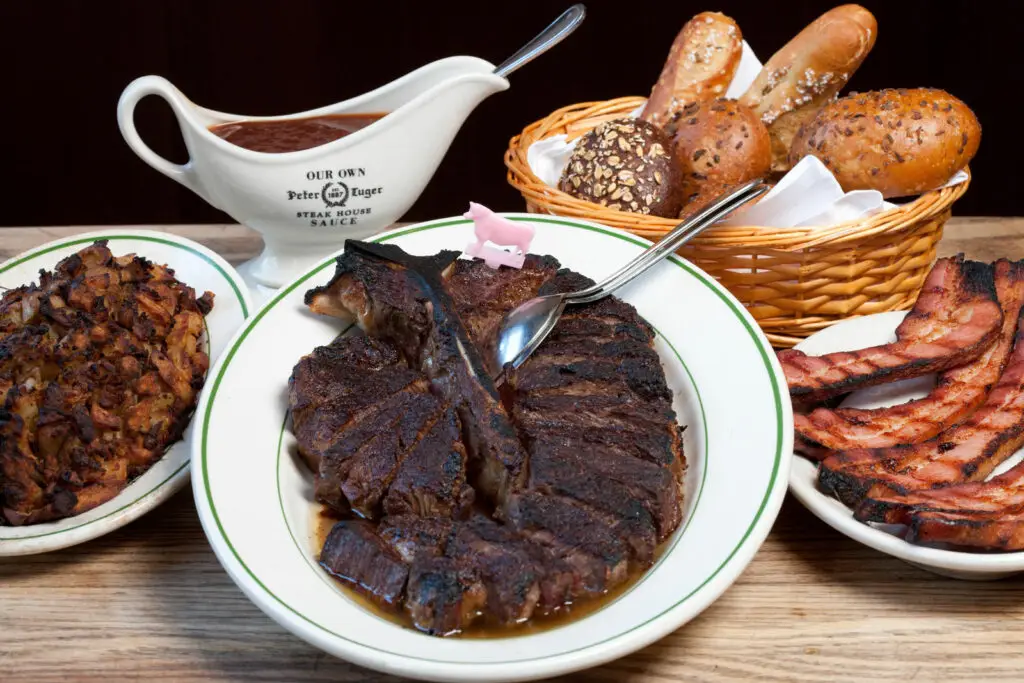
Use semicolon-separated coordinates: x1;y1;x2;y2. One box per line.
789;88;981;198
641;12;743;132
739;4;877;173
559;118;683;217
670;98;771;210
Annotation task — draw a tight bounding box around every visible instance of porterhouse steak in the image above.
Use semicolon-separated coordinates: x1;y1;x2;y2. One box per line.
291;240;686;635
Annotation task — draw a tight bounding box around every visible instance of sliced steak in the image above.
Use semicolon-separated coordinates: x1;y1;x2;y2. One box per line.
523;433;659;561
379;515;455;562
405;556;487;636
319;520;408;610
288;334;421;471
505;491;630;595
305;242;529;508
314;381;439;517
299;247;690;636
508;269;686;486
383;404;475;518
445;254;560;376
453;515;575;614
288;333;423;473
447;516;543;624
528;433;681;538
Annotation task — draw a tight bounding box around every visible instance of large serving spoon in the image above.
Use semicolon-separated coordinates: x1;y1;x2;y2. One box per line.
494;179;769;377
492;4;586;78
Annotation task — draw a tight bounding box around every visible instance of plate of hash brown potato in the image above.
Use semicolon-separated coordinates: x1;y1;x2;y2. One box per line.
0;230;251;556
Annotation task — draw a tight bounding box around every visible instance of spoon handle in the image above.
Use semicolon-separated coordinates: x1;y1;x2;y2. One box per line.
492;4;587;78
567;179;769;305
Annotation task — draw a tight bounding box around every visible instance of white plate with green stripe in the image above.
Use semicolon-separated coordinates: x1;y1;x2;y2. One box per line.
0;230;251;556
192;215;791;682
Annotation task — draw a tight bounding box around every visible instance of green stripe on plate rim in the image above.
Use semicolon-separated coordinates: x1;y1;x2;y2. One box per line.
0;233;248;542
200;216;784;664
274;322;710;631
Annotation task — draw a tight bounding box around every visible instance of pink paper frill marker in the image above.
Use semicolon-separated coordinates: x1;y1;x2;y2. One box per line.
463;202;535;269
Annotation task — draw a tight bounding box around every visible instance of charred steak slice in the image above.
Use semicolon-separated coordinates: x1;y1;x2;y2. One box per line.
779;256;1003;405
320;520;409;610
288;335;422;471
445;255;561;376
383;404;475;518
314;383;440;517
289;333;449;518
290;333;476;520
795;259;1024;454
455;515;575;615
532;432;681;537
527;433;678;540
379;515;455;563
405;556;487;636
508;268;686;485
505;491;630;595
305;241;529;507
446;516;544;624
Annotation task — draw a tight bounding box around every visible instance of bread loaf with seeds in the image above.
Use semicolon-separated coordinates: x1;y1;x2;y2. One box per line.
640;12;743;132
558;118;683;218
670;98;771;211
789;88;981;198
739;4;877;173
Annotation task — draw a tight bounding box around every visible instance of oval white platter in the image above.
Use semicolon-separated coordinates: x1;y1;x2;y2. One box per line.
788;311;1024;580
0;229;252;556
192;214;792;682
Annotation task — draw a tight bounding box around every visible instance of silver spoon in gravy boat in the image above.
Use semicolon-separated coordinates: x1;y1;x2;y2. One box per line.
493;4;587;78
494;179;769;379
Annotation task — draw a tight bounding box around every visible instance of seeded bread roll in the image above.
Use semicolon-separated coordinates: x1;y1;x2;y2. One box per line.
789;88;981;198
739;4;877;173
559;118;683;217
640;12;743;132
670;98;771;209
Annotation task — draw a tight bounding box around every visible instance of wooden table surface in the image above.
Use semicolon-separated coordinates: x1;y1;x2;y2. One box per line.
3;218;1024;683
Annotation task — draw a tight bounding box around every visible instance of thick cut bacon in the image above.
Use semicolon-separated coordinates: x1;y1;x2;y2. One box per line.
818;311;1024;507
907;506;1024;550
779;256;1002;405
855;460;1024;525
795;260;1024;456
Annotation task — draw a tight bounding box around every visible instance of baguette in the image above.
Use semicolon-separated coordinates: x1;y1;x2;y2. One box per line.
739;4;877;172
640;12;743;133
789;88;981;198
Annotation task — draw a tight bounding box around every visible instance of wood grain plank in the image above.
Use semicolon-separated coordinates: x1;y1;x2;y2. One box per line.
3;219;1024;682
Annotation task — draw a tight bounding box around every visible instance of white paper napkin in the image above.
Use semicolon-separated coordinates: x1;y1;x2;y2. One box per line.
526;40;969;229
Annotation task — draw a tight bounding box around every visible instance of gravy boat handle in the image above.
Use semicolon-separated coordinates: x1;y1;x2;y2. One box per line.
117;76;212;205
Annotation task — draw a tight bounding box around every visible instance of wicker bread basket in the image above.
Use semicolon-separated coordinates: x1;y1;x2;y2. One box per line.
504;96;971;348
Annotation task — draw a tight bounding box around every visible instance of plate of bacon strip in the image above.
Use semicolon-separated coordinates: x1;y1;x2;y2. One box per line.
786;255;1024;579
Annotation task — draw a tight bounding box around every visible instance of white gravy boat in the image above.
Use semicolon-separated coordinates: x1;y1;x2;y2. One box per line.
117;57;508;290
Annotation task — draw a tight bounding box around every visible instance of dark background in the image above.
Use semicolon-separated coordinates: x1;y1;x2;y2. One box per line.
1;1;1018;226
